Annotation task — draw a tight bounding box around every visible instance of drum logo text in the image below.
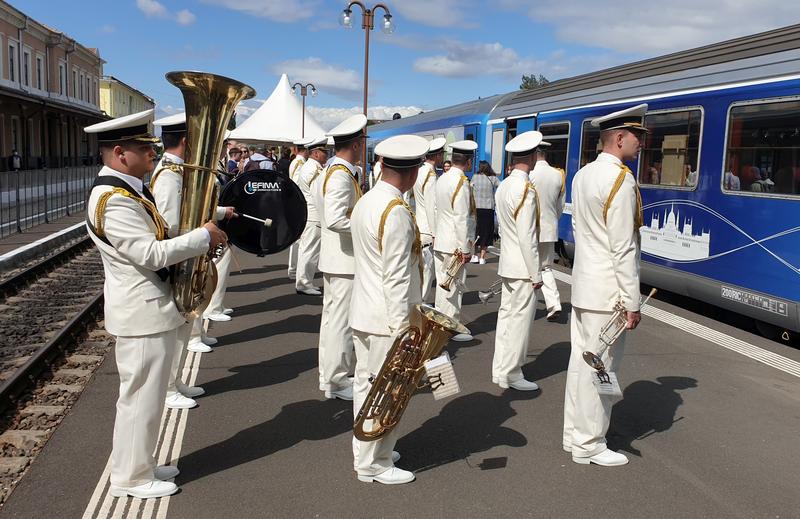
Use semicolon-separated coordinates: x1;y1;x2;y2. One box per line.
244;181;282;194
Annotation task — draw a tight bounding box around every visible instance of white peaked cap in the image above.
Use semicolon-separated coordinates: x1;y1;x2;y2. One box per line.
375;134;430;169
84;109;158;143
448;140;478;154
306;135;328;150
292;136;313;147
590;103;649;132
153;112;186;127
326;113;368;143
427;137;447;153
505;131;544;154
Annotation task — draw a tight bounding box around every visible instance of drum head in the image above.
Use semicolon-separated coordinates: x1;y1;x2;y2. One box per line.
219;169;307;255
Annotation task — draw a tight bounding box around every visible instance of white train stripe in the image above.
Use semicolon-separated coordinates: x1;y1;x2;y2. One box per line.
551;270;800;378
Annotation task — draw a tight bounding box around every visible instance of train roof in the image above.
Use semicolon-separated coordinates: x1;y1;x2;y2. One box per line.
367;93;514;134
493;23;800;119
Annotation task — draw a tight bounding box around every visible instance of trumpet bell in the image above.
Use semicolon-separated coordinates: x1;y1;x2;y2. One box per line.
582;351;606;372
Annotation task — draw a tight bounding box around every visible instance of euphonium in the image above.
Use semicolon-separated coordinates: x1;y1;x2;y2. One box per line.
353;304;468;442
167;71;256;318
438;248;466;291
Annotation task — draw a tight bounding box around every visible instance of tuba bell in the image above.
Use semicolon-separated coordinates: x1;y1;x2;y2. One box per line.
166;71;256;319
354;304;469;442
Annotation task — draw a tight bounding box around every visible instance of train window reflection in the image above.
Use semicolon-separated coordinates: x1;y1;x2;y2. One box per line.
723;99;800;197
639;109;702;189
538;122;570;172
579;120;601;168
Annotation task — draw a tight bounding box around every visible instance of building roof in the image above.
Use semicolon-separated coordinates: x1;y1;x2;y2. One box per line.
101;76;155;104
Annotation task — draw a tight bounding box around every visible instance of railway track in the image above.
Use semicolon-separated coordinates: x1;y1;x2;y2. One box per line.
0;236;113;504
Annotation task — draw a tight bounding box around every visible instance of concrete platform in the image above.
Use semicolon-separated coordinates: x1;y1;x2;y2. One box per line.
0;216;86;270
2;249;799;518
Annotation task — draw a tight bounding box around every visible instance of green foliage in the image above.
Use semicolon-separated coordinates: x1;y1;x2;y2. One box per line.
520;74;550;90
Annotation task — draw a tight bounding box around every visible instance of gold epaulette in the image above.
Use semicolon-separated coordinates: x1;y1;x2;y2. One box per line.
323;164;363;200
150;163;182;190
451;174;477;215
603;165;643;232
378;198;424;290
513;182;541;241
94;187;167;241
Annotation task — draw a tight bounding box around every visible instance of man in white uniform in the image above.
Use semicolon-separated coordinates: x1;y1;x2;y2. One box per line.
563;104;647;467
413;137;445;304
287;139;309;279
529;141;566;321
433;140;477;342
312;114;368;400
492;131;544;391
295;135;328;296
84;110;227;498
350;134;429;485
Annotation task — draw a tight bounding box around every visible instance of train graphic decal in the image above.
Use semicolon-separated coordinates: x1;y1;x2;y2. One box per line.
640;203;711;261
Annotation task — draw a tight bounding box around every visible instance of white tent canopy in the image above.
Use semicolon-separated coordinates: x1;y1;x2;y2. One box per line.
228;73;327;144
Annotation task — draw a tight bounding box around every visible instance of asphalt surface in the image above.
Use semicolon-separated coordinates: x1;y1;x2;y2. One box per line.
2;249;799;519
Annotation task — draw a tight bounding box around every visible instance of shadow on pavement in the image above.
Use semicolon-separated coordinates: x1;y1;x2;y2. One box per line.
177;399;352;485
608;376;698;457
218;314;321;344
228;275;295;293
396;390;537;473
201;348;317;397
523;341;570;382
229;293;322;318
230;264;285;277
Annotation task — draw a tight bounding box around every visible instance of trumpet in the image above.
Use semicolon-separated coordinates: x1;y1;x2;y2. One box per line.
478;279;502;304
438;248;466;291
582;288;657;374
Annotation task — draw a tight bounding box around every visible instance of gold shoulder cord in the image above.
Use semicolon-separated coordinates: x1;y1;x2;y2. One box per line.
290;158;305;180
512;182;541;241
378;198;424;291
451;174;476;215
420;164;436;193
95;188;167;241
603;165;643;232
323;164;363;200
557;167;566;196
150;163;182;190
309;164;322;186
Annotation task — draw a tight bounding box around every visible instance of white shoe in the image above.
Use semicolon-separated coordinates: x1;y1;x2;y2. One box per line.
392;451;401;463
296;287;322;296
469;255;479;264
110;480;178;499
325;386;353;401
546;308;562;322
451;333;473;342
154;465;180;480
206;312;231;322
573;449;628;467
165;392;197;409
177;380;205;398
201;332;218;346
187;339;212;353
499;379;540;391
562;445;572;453
479;258;486;265
357;467;415;485
222;308;234;315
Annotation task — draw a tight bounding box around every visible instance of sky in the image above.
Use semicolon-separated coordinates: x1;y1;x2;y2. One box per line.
14;0;800;130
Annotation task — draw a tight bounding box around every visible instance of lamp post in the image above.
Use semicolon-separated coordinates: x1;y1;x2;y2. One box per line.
291;82;317;138
339;1;393;172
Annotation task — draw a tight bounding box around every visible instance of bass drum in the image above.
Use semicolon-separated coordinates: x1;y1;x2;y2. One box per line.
219;169;307;255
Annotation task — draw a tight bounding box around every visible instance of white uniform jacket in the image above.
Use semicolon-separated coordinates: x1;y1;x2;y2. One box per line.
495;170;542;282
313;156;361;275
529;159;565;243
289;155;306;184
297;157;323;223
433;166;476;254
349;180;422;336
413;162;438;244
151;153;226;238
87;166;210;337
571;152;641;312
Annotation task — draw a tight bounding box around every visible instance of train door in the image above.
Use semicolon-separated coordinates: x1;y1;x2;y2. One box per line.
464;123;480;176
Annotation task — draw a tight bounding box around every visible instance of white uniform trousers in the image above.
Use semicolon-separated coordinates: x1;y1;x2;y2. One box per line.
205;247;233;316
491;278;535;384
421;245;435;304
295;222;321;291
318;273;355;391
434;251;467;321
167;319;193;394
352;331;400;476
537;242;562;313
563;308;626;458
287;241;299;278
111;330;176;488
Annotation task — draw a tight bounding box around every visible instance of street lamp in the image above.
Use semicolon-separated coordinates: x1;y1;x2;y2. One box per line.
291;81;317;138
339;1;393;171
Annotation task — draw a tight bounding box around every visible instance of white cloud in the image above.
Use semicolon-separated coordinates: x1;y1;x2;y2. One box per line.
200;0;319;21
100;24;116;34
502;0;795;54
414;40;545;79
272;58;362;100
136;0;196;26
392;0;476;28
307;105;424;130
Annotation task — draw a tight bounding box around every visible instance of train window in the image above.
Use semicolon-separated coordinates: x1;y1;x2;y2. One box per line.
723;99;800;197
538;122;570;171
579;120;601;168
639;109;702;190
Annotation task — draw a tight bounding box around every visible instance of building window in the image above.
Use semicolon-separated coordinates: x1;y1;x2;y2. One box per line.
23;49;30;87
8;42;16;82
36;56;43;90
723;98;800;197
72;69;77;97
59;63;65;95
579;119;602;168
638;109;703;189
538;122;570;172
80;72;84;100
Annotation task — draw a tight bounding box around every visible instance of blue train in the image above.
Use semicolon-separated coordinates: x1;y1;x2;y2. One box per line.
367;24;800;336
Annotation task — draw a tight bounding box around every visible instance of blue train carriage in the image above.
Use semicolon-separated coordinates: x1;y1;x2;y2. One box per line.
491;23;800;335
365;93;513;177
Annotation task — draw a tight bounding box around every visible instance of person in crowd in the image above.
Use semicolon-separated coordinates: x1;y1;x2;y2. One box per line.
470;160;500;264
277;147;292;175
227;147;242;175
442;160;452;174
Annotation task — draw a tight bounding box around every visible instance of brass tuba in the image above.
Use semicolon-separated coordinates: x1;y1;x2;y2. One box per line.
167;71;256;318
354;304;469;442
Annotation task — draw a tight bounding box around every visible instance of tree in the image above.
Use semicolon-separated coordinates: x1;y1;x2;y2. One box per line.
519;74;550;90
